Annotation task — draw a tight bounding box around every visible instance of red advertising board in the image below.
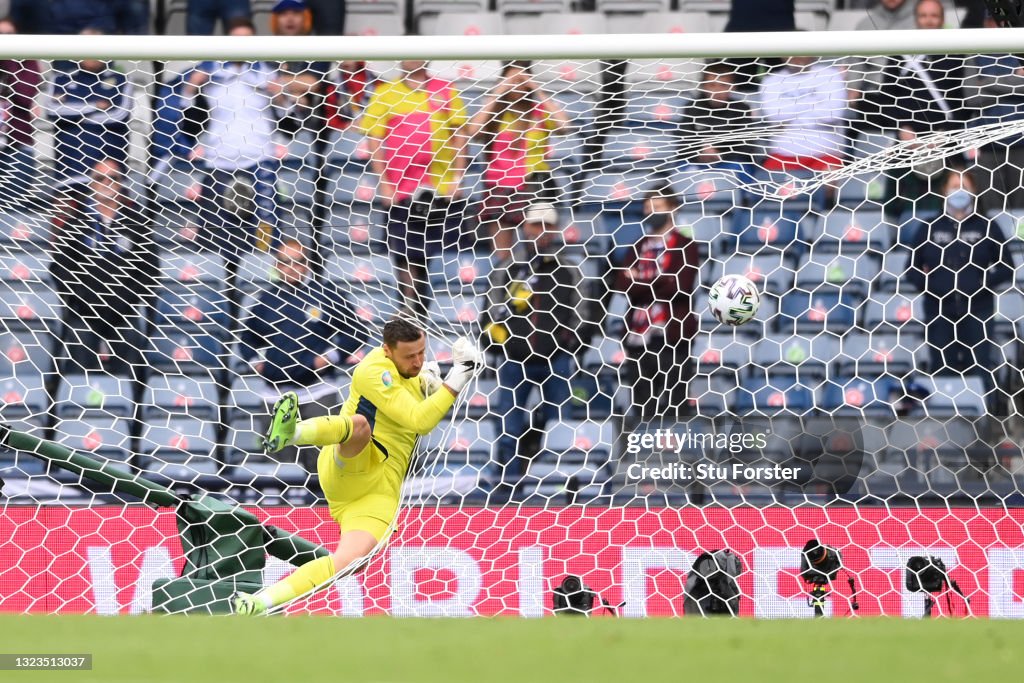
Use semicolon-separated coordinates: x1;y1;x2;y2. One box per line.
2;506;1024;617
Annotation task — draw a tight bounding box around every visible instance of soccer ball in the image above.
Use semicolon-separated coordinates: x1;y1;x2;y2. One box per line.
708;274;761;326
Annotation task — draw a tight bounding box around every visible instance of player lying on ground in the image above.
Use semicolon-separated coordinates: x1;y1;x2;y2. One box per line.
233;319;483;615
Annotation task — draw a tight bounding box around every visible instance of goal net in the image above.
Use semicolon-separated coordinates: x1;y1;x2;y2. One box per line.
1;30;1024;618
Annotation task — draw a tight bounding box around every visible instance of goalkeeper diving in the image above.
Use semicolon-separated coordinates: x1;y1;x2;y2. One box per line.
233;319;483;615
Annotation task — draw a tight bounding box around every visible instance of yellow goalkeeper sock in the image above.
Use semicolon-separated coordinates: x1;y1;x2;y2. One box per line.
292;415;353;447
256;555;336;609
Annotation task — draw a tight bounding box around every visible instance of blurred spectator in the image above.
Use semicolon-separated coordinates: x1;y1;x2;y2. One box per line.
723;0;794;91
238;238;365;469
464;61;568;265
49;158;157;378
856;0;916;30
875;0;966;134
360;60;469;319
482;203;582;502
966;12;1024;212
678;61;757;168
9;0;146;34
324;61;379;131
883;155;964;227
755;56;851;174
0;17;42;208
305;0;345;35
270;0;329;140
616;187;699;421
182;19;312;262
906;172;1015;397
47;29;132;187
186;0;251;35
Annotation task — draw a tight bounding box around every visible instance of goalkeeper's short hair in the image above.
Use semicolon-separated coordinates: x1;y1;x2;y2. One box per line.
383;318;425;348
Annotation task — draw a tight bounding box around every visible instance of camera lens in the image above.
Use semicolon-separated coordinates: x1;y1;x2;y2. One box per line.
563;577;581;593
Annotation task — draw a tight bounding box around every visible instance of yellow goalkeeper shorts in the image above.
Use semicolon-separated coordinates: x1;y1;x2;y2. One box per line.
316;443;401;543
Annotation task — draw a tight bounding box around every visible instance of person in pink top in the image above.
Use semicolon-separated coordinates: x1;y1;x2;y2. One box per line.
359;60;469;319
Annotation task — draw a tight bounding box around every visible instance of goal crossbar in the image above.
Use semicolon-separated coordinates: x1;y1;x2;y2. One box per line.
1;28;1024;61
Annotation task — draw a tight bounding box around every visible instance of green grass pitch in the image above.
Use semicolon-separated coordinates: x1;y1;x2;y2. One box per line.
2;615;1021;682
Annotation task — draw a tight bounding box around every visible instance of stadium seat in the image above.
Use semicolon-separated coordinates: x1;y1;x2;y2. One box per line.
0;249;52;288
143;374;219;420
836;173;886;208
918;376;987;417
325;252;397;289
580;170;664;207
828;10;867;31
421;419;496;456
139;417;221;484
344;12;404;37
0;329;54;378
429;292;481;327
604;11;713;35
158;250;227;288
713;252;795;295
733;208;806;258
463;376;499;419
0;417;47;476
0;373;49;418
55;373;134;418
819;375;901;415
53;416;133;461
669;168;744;214
778;290;858;334
496;0;570;14
794;252;878;297
876;248;914;293
234;251;276;293
601;127;679;170
0;287;60;333
733;375;816;414
433;253;492;293
0;210;52;247
146;328;227;376
688;374;736;416
692;332;755;376
348;290;403;326
419;11;502;40
622;90;688;124
817;210;891;254
597;0;670;13
862;293;925;335
154;284;231;333
348;0;403;13
837;332;922;378
751;334;840;381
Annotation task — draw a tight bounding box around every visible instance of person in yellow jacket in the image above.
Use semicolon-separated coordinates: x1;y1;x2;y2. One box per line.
233;319;483;614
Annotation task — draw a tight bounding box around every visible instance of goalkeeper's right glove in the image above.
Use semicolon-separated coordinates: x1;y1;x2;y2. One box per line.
444;336;484;394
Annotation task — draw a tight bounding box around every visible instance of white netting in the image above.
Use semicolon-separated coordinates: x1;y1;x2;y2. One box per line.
2;34;1024;618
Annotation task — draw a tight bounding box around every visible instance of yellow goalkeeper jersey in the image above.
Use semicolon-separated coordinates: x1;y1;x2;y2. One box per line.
338;347;456;478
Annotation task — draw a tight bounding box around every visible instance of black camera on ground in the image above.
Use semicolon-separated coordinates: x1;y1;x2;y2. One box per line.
905;555;970;617
906;556;950;594
552;575;597;615
800;539;843;586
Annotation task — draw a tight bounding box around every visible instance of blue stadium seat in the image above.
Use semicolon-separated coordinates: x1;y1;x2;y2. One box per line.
154;283;231;332
568;372;614;420
712;252;795;294
139;417;221;484
421;419;495;456
143;374;219;420
146;329;227;375
692;332;755;376
348;289;403;325
734;375;815;414
158;250;226;288
55;373;134;418
862;293;925;335
688;375;737;416
277;164;318;207
601;126;678;170
733;208;806;258
0;210;52;247
819;375;900;415
433;253;492;293
325;253;397;289
429;292;481;327
0;287;60;332
837;332;921;377
836;173;886;208
669;168;742;214
0;417;47;476
0;249;52;287
751;334;839;381
876;248;914;293
234;251;276;293
328;168;376;207
0;329;53;378
623;90;687;123
463;376;499;419
817;209;891;254
794;252;878;297
581;337;627;375
53;416;133;461
918;376;987;417
778;290;858;333
0;374;48;418
580;170;663;207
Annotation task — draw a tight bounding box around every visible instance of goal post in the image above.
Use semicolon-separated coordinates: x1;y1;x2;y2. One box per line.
0;28;1023;617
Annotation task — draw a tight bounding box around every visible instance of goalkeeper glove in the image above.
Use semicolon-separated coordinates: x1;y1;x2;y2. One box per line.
444;336;484;394
420;360;444;396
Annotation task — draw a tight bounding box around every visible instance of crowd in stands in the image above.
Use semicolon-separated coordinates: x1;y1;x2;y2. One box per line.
1;0;1023;504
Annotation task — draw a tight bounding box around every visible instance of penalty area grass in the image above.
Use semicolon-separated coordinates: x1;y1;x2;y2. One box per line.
0;614;1021;682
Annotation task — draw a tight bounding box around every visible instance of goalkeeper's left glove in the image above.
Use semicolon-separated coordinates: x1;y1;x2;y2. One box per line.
420;360;444;396
444;336;484;394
